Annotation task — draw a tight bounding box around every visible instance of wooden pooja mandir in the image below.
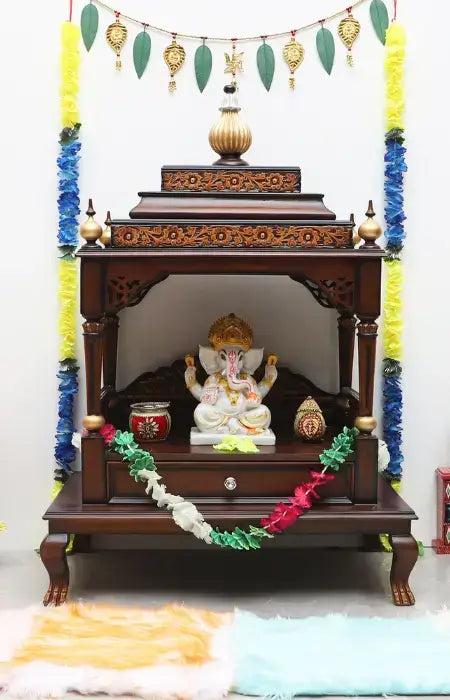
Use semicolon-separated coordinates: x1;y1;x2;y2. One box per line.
41;88;418;606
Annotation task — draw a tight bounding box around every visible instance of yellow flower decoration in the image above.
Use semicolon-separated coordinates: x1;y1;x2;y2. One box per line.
385;23;406;132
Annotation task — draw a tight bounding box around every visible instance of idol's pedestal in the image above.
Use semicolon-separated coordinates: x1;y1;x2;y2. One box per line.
190;427;276;445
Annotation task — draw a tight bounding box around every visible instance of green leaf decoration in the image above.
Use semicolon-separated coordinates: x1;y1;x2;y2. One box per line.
58;245;77;260
194;43;212;93
80;3;99;52
233;527;250;550
249;525;274;539
316;26;335;75
256;41;275;91
370;0;389;45
133;30;151;79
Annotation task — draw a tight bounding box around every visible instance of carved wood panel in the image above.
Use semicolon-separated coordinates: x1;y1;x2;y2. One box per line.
161;169;300;193
112;224;353;248
301;277;355;311
107;276;163;311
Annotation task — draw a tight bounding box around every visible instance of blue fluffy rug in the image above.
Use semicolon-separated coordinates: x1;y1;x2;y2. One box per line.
233;609;450;696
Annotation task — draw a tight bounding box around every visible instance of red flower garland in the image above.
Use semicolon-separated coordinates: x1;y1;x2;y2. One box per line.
261;470;335;533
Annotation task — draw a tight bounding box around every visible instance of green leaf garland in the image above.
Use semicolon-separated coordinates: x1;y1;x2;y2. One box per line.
316;26;335;75
133;30;151;79
256;41;275;91
370;0;389;45
211;525;274;551
80;3;99;52
319;426;358;470
194;43;213;93
110;426;358;549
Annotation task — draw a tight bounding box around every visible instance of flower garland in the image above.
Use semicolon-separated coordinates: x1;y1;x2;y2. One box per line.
105;426;358;549
382;21;406;482
54;22;81;488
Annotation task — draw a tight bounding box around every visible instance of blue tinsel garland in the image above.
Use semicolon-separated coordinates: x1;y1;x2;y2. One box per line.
54;126;81;481
382;375;403;478
57;135;81;249
383;128;406;479
54;366;79;478
384;133;407;254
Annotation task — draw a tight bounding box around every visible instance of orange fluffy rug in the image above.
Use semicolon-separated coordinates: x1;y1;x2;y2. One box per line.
0;603;233;698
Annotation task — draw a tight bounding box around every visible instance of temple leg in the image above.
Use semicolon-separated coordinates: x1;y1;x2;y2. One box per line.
389;534;418;606
40;534;70;606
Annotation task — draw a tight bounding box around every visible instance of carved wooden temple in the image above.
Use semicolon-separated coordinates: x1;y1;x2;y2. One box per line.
41;86;418;606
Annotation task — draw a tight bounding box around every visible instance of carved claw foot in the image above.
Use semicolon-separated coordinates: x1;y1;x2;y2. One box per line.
391;581;415;606
43;580;69;607
40;534;70;607
389;534;418;606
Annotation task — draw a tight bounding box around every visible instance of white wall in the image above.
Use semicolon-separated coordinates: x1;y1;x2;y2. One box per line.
0;0;448;550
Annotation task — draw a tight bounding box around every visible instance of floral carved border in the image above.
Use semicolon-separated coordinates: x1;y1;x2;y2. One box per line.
112;224;352;248
161;169;300;192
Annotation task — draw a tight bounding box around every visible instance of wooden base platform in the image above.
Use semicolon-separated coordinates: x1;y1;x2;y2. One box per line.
41;473;418;608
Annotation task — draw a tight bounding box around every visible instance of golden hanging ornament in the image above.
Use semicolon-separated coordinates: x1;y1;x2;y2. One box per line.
283;36;304;89
106;16;128;70
224;44;244;87
163;36;186;93
338;12;360;67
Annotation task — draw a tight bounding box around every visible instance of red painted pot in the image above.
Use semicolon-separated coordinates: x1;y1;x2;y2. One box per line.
129;402;171;442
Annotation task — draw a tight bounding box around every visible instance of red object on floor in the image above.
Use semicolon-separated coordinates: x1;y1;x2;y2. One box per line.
432;467;450;554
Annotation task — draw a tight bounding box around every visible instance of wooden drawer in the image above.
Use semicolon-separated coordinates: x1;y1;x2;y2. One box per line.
107;461;353;504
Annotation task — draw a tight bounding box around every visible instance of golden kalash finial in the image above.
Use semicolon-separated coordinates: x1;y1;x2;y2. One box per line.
208;85;252;166
208;313;253;352
80;199;103;246
358;200;382;248
350;212;361;246
100;210;112;247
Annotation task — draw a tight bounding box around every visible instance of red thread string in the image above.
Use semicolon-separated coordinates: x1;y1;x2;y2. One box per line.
68;0;73;21
393;0;397;19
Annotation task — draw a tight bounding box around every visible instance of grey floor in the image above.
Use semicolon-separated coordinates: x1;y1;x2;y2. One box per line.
1;546;449;698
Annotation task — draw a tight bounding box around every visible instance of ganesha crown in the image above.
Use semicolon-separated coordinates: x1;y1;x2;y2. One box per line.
208;313;253;352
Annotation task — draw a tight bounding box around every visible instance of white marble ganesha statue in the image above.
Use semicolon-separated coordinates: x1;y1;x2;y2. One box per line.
185;313;278;444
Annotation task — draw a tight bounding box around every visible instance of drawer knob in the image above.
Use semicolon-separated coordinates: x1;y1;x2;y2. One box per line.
224;476;237;491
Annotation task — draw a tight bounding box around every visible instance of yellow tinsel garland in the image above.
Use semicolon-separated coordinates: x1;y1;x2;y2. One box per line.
61;22;81;128
58;259;78;360
385;23;406;132
383;259;403;361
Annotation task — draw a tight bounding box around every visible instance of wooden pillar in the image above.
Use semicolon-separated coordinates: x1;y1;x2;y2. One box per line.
80;258;107;503
356;318;378;424
103;313;119;389
337;313;356;391
83;320;105;429
354;316;378;503
82;319;107;503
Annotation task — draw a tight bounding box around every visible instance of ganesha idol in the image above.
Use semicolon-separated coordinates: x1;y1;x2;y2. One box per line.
185;313;278;445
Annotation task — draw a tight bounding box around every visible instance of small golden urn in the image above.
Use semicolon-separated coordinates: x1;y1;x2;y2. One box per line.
209;84;252;166
294;396;326;442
